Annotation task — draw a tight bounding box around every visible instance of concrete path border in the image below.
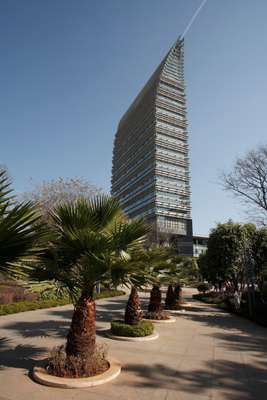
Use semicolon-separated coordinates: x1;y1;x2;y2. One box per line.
106;330;159;341
32;357;121;388
142;316;176;323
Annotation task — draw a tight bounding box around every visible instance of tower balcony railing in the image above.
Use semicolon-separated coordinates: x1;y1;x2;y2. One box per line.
155;153;188;167
156;99;186;116
155;200;191;212
160;76;185;91
155;138;188;153
118;184;155;206
156;126;188;141
155;183;190;196
155;168;189;181
157;87;185;104
156;113;187;128
155;209;191;219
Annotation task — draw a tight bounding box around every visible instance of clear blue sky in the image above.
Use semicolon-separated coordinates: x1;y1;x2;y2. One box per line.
1;0;267;235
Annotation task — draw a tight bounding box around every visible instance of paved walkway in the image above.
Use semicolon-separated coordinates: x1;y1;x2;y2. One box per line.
0;288;267;400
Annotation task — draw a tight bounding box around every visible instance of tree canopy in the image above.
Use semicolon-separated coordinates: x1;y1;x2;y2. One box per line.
222;145;267;225
21;177;103;219
198;221;256;288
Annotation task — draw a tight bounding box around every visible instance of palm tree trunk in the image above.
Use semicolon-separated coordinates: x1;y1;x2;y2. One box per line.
66;286;96;358
148;285;162;313
165;284;175;309
174;284;183;306
125;286;142;325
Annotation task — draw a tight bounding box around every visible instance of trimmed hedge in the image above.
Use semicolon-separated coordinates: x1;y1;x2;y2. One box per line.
193;292;225;305
193;292;267;327
0;289;125;316
95;290;125;299
144;310;170;320
111;320;154;337
197;283;210;293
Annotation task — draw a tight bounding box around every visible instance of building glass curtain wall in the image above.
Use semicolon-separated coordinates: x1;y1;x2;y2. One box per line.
111;38;193;256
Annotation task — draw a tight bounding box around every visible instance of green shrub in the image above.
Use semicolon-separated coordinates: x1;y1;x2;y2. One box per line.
144;310;169;320
0;290;125;316
0;298;70;315
193;292;227;308
111;320;154;337
95;289;125;299
197;283;210;293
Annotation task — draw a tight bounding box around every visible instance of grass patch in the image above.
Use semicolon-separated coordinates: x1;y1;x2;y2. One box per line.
111;320;154;337
95;289;125;299
193;292;228;309
0;289;125;316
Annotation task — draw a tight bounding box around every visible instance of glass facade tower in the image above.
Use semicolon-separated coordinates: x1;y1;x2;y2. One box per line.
111;38;193;256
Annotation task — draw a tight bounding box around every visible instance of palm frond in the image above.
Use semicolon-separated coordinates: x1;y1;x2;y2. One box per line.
0;168;48;276
51;196;121;233
108;218;150;252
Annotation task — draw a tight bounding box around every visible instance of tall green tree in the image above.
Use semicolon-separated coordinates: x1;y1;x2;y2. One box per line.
201;221;256;289
252;227;267;289
32;196;149;360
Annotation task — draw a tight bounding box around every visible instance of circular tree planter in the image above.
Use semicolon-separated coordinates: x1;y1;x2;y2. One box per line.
165;309;186;314
182;302;192;307
33;358;121;389
106;330;159;342
142;316;176;323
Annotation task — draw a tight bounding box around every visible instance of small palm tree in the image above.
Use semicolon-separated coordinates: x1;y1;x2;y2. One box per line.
33;196;149;361
124;286;142;325
165;284;175;309
165;256;196;309
0;169;45;277
134;246;174;315
111;255;152;326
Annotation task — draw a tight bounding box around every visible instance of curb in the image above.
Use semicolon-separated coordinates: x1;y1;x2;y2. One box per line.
142;316;176;323
32;357;121;388
106;330;159;342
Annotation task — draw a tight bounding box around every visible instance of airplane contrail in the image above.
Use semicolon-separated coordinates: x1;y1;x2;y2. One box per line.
181;0;208;39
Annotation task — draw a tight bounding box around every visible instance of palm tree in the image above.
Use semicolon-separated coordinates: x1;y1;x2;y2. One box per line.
136;246;174;315
0;169;45;277
109;249;153;326
124;286;142;325
165;284;175;309
33;196;149;360
165;256;196;309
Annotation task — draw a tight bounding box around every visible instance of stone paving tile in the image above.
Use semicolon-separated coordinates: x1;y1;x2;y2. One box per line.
1;288;267;400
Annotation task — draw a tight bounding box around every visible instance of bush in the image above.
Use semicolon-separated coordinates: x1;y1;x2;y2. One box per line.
0;284;39;304
111;320;154;337
47;344;108;378
95;289;125;299
144;310;170;320
193;292;224;305
0;290;125;316
197;283;210;293
0;298;70;315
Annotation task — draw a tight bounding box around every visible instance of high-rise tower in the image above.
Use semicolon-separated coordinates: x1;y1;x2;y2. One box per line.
111;38;193;256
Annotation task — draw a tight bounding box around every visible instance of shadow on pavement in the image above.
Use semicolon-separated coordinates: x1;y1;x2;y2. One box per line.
124;359;267;399
0;340;47;371
1;319;70;338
